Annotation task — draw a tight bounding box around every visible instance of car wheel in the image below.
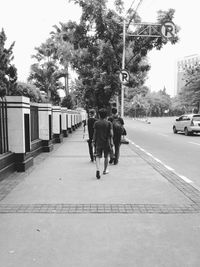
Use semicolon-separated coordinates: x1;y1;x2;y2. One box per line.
184;127;190;136
173;126;177;134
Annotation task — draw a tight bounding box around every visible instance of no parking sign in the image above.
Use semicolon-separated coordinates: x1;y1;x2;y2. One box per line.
161;21;176;39
119;69;130;84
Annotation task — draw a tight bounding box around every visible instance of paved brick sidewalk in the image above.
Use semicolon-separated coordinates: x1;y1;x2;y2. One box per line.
0;127;200;214
1;126;200;267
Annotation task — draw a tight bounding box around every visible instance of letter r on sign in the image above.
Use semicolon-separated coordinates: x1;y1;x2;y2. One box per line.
164;25;173;37
161;21;176;39
122;72;128;82
119;70;130;84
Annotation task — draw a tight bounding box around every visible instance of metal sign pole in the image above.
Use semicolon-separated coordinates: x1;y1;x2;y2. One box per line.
119;20;176;118
121;18;126;118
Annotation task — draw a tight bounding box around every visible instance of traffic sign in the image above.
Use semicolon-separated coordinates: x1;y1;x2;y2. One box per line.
119;69;130;84
161;21;176;39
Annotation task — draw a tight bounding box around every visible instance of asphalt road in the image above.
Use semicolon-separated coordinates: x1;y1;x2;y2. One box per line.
124;116;200;188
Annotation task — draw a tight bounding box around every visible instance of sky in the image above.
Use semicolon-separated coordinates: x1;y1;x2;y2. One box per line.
1;0;200;96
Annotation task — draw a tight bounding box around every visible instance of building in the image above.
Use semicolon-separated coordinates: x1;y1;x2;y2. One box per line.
176;54;200;95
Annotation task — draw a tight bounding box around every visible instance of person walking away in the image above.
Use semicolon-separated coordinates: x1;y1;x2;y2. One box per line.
108;107;124;165
93;108;113;179
87;109;97;162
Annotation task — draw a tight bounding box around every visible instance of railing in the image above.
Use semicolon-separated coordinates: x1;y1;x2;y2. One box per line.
30;105;39;141
0;98;9;154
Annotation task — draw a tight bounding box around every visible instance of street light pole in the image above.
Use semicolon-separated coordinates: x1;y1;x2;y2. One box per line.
121;18;126;118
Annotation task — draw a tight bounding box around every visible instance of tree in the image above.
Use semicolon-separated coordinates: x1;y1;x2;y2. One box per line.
29;62;60;104
0;29;17;98
56;1;179;110
61;94;74;109
15;82;42;102
178;64;200;112
28;38;64;105
125;87;172;117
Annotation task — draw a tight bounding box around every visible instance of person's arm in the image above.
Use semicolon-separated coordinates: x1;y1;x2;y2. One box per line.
119;117;124;126
93;122;97;145
109;122;114;147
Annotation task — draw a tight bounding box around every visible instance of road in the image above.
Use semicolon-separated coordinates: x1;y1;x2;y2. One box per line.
124;116;200;188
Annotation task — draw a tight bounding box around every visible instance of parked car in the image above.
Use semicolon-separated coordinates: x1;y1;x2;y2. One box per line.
173;114;200;136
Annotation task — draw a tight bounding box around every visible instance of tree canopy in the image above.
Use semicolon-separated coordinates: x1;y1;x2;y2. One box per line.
177;64;200;112
29;0;179;110
59;0;179;109
0;29;17;98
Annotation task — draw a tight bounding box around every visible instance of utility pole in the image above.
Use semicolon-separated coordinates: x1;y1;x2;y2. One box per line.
120;20;176;118
64;62;69;96
121;18;126;118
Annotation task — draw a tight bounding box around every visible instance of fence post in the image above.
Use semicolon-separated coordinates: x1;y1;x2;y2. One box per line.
52;106;63;143
38;103;54;152
61;107;68;137
0;97;9;154
6;96;33;172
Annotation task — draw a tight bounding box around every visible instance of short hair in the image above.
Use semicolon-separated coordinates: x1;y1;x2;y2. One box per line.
98;108;107;119
89;109;95;116
111;107;117;115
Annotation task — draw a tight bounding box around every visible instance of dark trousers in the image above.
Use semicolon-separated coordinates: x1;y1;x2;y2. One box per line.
87;139;94;161
110;140;121;163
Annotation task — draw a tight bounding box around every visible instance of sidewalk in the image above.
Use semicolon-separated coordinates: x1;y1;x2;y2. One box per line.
0;126;200;267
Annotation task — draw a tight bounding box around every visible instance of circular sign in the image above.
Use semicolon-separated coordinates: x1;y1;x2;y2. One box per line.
161;21;176;39
119;69;130;84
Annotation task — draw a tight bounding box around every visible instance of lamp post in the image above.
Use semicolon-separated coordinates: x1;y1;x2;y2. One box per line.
121;18;126;118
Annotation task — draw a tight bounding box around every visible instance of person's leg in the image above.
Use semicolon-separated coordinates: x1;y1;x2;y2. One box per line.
103;157;109;173
96;156;100;171
109;146;114;164
88;139;94;161
103;149;109;174
114;141;121;164
95;147;102;179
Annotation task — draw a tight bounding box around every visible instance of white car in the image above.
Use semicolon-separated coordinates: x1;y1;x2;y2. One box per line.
173;114;200;136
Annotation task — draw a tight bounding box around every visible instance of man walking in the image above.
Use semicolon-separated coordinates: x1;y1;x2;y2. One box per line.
108;107;124;165
93;108;113;179
86;109;97;162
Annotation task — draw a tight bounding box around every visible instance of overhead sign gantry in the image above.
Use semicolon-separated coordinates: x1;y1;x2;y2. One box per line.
120;20;177;118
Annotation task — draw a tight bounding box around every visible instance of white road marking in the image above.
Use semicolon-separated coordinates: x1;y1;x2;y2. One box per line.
163;165;174;171
153;158;162;163
190;183;200;192
157;133;169;137
189;141;200;146
128;138;200;189
178;175;192;184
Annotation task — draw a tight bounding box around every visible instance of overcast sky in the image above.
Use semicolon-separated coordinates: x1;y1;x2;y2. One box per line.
1;0;199;96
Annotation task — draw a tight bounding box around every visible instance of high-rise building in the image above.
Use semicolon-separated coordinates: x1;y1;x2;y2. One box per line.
175;54;200;95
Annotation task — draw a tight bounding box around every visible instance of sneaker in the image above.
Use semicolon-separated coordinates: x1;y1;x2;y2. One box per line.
114;159;118;165
109;158;114;164
103;169;109;175
96;170;100;179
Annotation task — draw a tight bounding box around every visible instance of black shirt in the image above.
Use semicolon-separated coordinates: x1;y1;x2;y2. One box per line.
87;117;97;140
93;119;112;148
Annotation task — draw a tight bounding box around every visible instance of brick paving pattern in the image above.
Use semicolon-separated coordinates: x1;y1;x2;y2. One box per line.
1;139;200;214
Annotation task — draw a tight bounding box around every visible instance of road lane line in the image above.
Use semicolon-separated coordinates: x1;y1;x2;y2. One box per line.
178;175;192;184
153;157;162;163
128;138;200;189
189;141;200;146
190;183;200;192
157;133;169;137
146;152;153;157
163;165;174;171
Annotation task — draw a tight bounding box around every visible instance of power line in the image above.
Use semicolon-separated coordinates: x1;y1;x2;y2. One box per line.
126;0;144;28
126;0;136;15
135;0;144;14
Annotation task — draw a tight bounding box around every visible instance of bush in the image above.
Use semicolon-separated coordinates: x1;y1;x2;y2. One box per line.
13;82;42;102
